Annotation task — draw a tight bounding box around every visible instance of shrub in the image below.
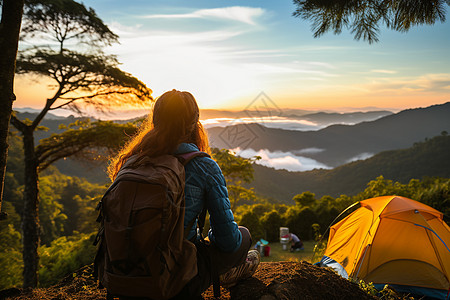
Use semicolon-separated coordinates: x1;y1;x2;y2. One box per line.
239;211;264;242
260;210;284;242
38;232;97;287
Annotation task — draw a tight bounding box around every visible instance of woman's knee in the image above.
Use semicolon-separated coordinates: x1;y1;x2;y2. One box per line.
238;226;252;249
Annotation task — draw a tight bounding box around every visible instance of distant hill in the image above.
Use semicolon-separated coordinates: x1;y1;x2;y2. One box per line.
248;134;450;203
14;108;67;120
200;108;311;120
287;110;392;125
200;108;391;123
14;112;89;141
208;102;450;167
202;110;392;132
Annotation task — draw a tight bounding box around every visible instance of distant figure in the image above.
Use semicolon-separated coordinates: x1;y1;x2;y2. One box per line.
289;233;304;252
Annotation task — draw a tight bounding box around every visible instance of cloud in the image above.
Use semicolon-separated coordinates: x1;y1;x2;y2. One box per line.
201;117;324;131
371;69;397;74
363;73;450;93
105;24;262;108
143;6;265;25
109;27;244;46
294;148;325;154
105;18;339;109
232;148;331;172
242;63;335;76
345;152;373;163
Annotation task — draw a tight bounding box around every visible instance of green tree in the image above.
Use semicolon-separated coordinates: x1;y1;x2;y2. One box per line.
293;0;450;43
38;176;67;245
0;0;25;220
0;203;23;289
251;203;273;216
285;206;318;240
260;210;284;242
212;148;259;209
356;175;413;200
274;204;289;215
36;120;138;172
334;194;354;211
38;232;96;287
239;211;264;241
416;178;450;217
11;0;152;288
293;191;317;207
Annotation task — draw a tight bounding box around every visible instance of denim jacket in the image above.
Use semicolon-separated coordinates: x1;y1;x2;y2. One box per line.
174;143;242;253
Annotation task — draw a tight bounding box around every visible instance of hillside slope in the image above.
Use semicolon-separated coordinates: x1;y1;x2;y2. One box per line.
208;102;450;167
248;134;450;202
3;262;379;300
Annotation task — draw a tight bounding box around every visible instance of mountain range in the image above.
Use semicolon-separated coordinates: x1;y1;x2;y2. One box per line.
207;102;450;167
200;108;391;124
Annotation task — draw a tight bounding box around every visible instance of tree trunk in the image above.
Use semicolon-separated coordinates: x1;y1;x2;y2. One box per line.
0;0;25;219
21;127;40;288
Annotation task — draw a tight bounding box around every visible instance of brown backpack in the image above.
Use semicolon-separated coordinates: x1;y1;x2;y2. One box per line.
94;152;209;299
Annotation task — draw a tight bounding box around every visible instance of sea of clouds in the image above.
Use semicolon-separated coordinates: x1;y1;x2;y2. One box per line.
204;116;376;171
231;148;331;172
201;116;325;131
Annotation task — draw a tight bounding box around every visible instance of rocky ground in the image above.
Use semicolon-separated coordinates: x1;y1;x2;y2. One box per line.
1;261;408;300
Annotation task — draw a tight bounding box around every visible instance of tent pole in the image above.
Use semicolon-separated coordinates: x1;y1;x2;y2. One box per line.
354;244;370;280
312;201;360;261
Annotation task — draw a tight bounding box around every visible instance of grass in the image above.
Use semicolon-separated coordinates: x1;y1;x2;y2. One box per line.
257;241;317;263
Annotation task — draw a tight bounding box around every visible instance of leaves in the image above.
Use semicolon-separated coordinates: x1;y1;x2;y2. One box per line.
16;49;152;111
36;120;138;171
38;232;96;287
293;191;316;207
212;148;260;209
293;0;450;43
22;0;118;47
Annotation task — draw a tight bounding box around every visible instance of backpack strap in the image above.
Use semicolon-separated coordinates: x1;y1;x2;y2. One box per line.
183;194;208;240
176;151;210;166
179;151;210;240
196;206;221;298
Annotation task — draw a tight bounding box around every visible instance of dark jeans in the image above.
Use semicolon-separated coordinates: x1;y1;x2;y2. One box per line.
173;226;252;299
291;241;304;251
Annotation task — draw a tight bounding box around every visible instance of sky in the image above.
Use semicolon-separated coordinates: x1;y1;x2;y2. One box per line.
14;0;450;114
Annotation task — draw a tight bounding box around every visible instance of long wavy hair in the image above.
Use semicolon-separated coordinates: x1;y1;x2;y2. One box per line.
108;89;210;180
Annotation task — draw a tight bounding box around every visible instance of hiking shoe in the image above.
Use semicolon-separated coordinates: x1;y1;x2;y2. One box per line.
219;250;261;288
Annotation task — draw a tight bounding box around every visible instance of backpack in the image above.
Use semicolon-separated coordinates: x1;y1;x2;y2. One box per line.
93;151;210;300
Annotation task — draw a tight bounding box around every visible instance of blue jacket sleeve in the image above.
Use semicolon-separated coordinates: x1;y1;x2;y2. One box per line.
204;159;242;253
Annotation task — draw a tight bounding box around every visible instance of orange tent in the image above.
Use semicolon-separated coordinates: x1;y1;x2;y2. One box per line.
322;196;450;299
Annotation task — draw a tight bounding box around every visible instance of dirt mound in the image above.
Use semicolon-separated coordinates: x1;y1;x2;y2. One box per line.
2;262;388;300
202;261;376;300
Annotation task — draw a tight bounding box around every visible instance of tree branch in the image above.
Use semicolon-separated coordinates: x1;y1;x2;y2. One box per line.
10;114;27;133
30;92;61;130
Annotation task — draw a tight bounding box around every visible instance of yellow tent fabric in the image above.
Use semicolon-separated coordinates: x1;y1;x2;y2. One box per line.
324;196;450;292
